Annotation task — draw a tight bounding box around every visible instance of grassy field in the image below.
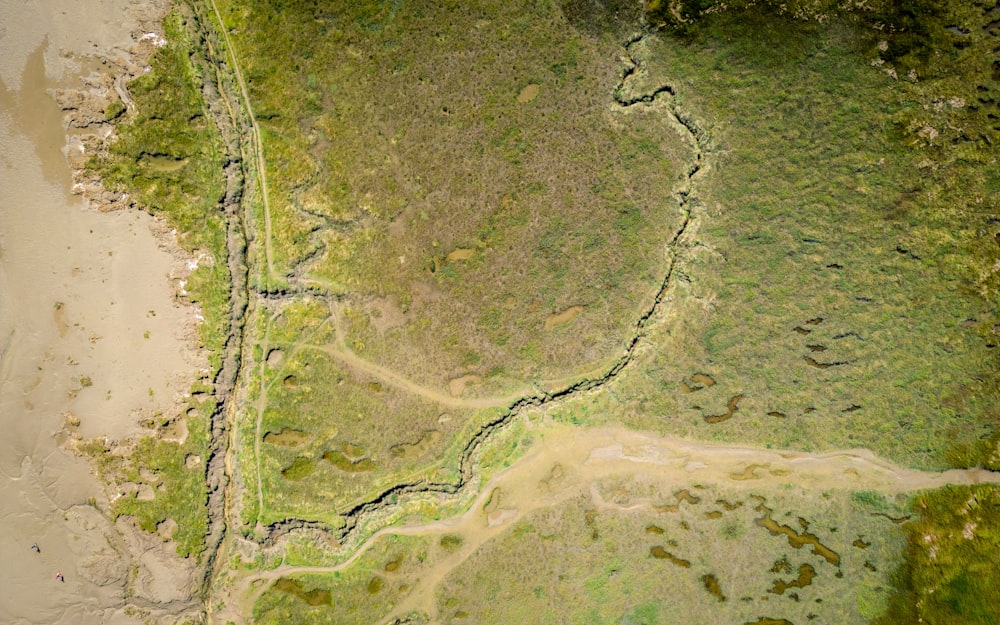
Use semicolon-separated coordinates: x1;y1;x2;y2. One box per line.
434;486;905;625
253;534;434;625
74;0;1000;619
555;9;1000;471
251;474;909;625
232;2;1000;622
239;298;492;528
213;0;692;396
216;0;706;534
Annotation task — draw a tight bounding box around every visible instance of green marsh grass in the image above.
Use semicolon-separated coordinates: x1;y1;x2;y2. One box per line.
213;0;691;395
565;11;999;471
439;484;899;624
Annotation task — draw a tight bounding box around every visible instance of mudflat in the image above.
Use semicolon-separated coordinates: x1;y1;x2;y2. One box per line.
0;0;204;622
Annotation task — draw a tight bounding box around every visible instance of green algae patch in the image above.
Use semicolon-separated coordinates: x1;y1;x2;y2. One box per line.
273;577;332;606
702;573;726;602
263;428;311;448
281;457;316;481
875;484;1000;625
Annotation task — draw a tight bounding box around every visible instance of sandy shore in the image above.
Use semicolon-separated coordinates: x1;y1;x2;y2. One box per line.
0;1;207;623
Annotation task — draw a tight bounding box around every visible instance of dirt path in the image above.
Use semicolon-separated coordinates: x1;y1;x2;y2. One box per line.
298;341;533;410
207;0;275;281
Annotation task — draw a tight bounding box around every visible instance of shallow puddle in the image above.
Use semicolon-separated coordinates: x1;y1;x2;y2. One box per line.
704;394;742;424
544;305;585;330
754;502;840;566
702;573;725;602
390;430;442;459
650;545;691;568
139;152;188;172
769;563;816;595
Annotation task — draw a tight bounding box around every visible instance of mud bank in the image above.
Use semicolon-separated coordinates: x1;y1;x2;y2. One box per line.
0;1;207;623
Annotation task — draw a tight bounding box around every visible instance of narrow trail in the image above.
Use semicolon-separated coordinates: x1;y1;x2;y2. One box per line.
296;342;534;410
252;315;273;529
207;0;275;281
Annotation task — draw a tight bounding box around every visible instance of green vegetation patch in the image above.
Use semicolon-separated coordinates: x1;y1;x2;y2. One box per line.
434;482;902;624
254;534;432;625
569;9;1000;469
214;0;692;394
80;401;212;558
90;10;229;370
242;298;489;527
876;484;1000;625
252;480;905;625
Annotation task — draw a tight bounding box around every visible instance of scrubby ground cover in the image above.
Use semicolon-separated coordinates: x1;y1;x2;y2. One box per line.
78;0;1000;621
240;298;491;528
214;0;690;393
81;10;229;558
217;1;1000;623
252;534;433;624
432;486;903;625
562;8;1000;471
217;0;709;533
251;474;909;625
875;484;1000;625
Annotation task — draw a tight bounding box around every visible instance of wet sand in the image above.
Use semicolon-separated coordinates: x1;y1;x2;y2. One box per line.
0;1;204;623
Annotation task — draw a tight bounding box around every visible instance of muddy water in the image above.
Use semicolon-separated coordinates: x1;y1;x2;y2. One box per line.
0;1;201;623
